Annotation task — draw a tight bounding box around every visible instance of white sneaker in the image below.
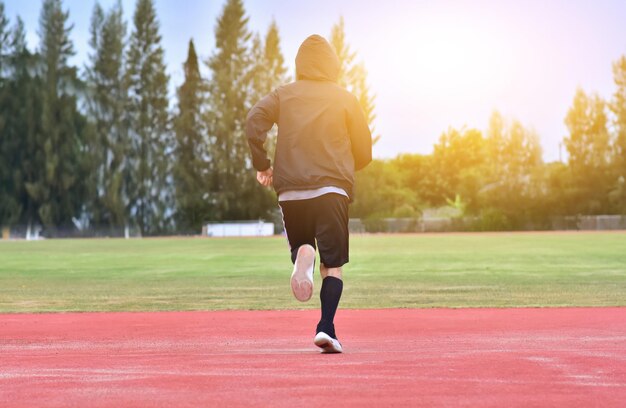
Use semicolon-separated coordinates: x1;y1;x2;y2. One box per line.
314;331;343;353
291;244;315;302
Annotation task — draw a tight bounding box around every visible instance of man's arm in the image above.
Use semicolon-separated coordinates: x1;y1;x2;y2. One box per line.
246;90;279;172
347;95;372;171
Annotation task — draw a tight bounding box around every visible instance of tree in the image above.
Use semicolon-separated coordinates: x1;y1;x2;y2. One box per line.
534;161;569;224
0;2;9;70
248;32;266;104
352;157;422;221
205;0;272;221
173;39;209;231
251;19;288;97
85;0;127;228
263;20;288;83
24;0;90;229
609;56;626;213
330;17;378;143
330;17;355;89
431;127;487;211
486;113;542;188
351;62;378;143
0;18;44;228
564;89;611;214
247;20;289;172
0;1;17;225
125;0;172;235
0;2;10;176
391;153;437;206
481;111;543;226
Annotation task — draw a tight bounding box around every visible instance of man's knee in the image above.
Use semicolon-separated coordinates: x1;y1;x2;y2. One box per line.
320;263;342;279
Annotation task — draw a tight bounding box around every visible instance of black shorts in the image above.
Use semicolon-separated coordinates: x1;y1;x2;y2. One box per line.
279;193;349;268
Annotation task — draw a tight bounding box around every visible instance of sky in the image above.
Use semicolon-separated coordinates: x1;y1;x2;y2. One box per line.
4;0;626;162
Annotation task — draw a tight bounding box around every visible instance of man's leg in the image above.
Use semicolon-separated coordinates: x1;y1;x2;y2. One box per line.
279;200;316;302
313;194;349;353
314;264;344;353
291;244;315;302
320;264;342;279
317;264;343;338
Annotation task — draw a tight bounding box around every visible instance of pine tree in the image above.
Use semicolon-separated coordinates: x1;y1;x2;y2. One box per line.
0;1;16;225
125;0;172;235
173;39;209;231
0;18;44;227
564;88;611;214
330;17;356;89
248;32;265;100
248;20;289;165
351;62;378;143
330;17;378;143
85;0;128;228
248;20;289;98
0;2;10;151
24;0;89;229
262;20;288;93
205;0;271;221
609;56;626;213
0;2;8;68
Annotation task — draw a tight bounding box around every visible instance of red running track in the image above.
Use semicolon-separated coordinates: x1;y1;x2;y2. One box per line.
1;308;625;407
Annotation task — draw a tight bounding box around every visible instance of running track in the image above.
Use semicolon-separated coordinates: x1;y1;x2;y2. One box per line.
1;308;625;407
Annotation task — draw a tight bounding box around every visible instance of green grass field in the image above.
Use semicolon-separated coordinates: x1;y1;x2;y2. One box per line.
0;232;624;313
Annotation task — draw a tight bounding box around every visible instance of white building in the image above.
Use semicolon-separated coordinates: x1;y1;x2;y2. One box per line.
203;221;274;237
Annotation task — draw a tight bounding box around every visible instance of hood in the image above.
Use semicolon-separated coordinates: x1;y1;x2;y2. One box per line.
295;34;340;82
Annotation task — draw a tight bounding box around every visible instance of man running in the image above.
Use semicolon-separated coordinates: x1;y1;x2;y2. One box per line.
246;34;372;353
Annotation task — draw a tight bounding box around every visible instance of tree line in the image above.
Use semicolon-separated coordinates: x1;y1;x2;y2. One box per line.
0;0;374;235
1;0;625;235
352;73;626;229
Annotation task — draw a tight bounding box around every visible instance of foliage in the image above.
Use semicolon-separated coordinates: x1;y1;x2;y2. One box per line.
330;17;379;144
351;159;420;219
24;0;90;229
85;0;128;228
564;89;612;215
204;0;254;222
173;39;209;232
247;20;289;161
0;2;17;225
610;57;626;213
125;0;172;235
204;0;284;222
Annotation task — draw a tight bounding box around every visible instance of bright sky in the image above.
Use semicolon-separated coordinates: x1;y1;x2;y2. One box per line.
5;0;626;162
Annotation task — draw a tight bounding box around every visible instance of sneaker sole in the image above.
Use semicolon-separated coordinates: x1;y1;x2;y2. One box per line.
291;245;315;302
314;331;343;353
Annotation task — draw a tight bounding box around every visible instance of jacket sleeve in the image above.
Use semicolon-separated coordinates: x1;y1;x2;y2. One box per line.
347;95;372;171
246;90;279;171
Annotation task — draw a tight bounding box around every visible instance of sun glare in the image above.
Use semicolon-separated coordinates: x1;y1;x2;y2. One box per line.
399;16;512;103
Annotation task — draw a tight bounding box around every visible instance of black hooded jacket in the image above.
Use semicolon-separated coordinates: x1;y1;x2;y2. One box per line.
245;34;372;200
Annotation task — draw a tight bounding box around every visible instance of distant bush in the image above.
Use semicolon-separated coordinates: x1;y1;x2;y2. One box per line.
363;216;388;233
471;208;512;231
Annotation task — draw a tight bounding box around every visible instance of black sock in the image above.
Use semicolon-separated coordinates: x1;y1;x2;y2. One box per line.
316;276;343;339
